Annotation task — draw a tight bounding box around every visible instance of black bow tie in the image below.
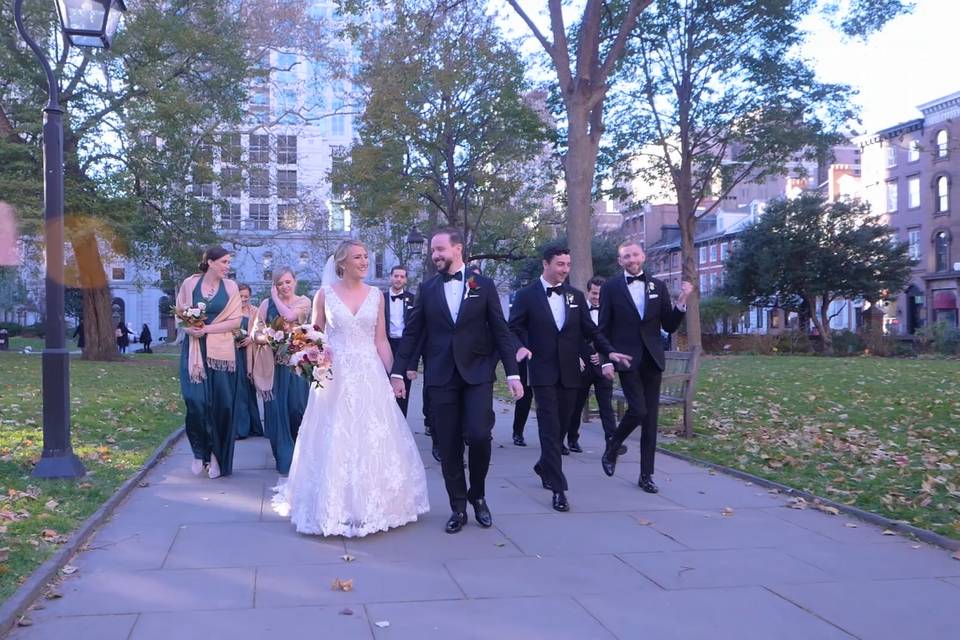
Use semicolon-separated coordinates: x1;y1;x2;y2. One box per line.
546;285;563;297
391;294;404;302
589;305;600;311
626;273;646;284
442;271;463;283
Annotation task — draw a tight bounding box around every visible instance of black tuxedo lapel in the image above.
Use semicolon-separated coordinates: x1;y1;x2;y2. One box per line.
383;291;391;328
434;277;456;327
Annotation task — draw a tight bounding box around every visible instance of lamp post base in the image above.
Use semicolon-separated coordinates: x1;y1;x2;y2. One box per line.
31;453;87;479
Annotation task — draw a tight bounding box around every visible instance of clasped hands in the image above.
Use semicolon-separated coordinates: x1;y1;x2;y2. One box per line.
515;347;631;380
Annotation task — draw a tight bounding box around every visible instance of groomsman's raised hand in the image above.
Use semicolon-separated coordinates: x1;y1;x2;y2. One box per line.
515;347;533;362
677;281;694;307
507;379;524;400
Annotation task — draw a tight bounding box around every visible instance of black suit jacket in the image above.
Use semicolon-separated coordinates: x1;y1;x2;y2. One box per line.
393;271;519;386
598;273;684;372
383;290;416;339
508;282;615;389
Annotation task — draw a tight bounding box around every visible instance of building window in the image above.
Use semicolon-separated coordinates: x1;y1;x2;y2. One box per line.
220;203;241;230
699;246;707;265
936;129;949;159
249;134;270;164
709;272;718;291
908;175;920;209
278;204;299;230
886;180;898;213
934;231;950;272
111;267;126;280
299;251;309;267
699;274;707;293
262;251;273;281
709;243;717;263
936;175;950;213
249;168;270;198
907;227;921;261
375;252;384;278
221;133;242;164
192;174;214;197
277;169;297;198
720;242;728;261
885;144;897;168
277;135;298;164
249;85;270;123
221;167;242;198
276;51;299;84
908;139;920;162
249;203;271;230
329;202;346;231
671;252;679;269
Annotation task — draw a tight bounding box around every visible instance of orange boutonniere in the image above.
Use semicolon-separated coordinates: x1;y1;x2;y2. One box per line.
466;276;480;290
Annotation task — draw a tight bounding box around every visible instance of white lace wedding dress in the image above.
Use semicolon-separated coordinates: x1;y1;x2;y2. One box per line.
272;285;430;536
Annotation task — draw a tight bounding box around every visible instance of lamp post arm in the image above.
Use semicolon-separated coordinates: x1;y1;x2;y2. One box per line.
13;0;62;112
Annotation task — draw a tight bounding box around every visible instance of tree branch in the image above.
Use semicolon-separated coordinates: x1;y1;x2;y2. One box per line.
597;0;652;83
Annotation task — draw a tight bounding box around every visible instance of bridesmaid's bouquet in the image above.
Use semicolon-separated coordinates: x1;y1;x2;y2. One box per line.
286;324;333;389
254;317;293;363
233;327;249;346
172;302;207;329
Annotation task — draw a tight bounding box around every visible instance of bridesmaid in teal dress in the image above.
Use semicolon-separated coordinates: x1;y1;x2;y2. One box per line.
176;246;243;479
234;283;264;439
253;267;311;475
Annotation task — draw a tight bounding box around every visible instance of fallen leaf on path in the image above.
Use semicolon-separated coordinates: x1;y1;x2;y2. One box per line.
813;503;840;516
721;507;735;517
952;550;960;561
787;497;808;510
60;565;78;575
138;482;150;488
636;518;654;526
340;554;355;562
844;523;858;528
331;578;353;592
16;617;31;627
339;608;354;616
881;530;896;536
45;591;62;600
374;621;390;629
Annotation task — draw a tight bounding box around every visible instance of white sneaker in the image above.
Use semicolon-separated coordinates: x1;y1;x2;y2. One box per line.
190;459;204;476
207;455;221;479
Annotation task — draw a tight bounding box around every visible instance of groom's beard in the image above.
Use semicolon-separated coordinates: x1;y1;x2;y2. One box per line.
434;257;453;273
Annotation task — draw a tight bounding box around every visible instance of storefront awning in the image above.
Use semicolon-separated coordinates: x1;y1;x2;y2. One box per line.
933;290;957;310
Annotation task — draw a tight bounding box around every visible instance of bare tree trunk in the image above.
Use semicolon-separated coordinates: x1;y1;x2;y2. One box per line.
678;196;700;348
71;231;118;361
566;104;599;291
817;296;833;353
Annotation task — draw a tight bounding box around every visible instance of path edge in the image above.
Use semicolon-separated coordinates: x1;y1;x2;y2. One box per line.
0;427;185;635
659;445;960;551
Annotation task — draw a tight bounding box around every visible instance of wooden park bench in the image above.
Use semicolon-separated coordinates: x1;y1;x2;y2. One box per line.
582;347;702;438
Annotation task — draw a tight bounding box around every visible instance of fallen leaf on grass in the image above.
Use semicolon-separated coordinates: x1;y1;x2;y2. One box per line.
331;578;353;592
721;507;735;517
44;500;59;511
78;482;93;490
40;529;58;540
787;497;808;510
60;565;78;575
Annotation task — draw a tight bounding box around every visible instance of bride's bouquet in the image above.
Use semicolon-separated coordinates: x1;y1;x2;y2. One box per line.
172;302;207;329
286;324;333;389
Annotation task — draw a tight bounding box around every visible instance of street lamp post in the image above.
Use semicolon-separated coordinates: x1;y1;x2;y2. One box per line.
14;0;127;479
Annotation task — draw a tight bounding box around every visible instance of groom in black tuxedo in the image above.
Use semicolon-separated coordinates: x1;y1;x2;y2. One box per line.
598;241;692;493
392;228;524;534
509;246;631;512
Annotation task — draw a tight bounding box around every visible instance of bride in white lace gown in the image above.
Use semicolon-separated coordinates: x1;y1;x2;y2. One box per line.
272;240;429;536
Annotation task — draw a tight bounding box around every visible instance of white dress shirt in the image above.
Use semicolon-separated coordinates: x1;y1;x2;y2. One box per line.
625;271;646;319
444;266;466;322
540;276;565;330
589;306;600;325
388;288;405;338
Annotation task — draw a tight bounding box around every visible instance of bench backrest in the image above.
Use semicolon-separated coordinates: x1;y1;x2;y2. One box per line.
661;347;701;402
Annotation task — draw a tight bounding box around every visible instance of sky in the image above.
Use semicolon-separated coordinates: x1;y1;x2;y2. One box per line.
491;0;959;134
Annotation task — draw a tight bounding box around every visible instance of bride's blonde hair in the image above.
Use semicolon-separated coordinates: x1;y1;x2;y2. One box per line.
333;239;367;278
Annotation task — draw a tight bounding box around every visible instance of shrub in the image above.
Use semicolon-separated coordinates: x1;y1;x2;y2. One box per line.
916;322;960;355
830;330;865;355
0;322;22;337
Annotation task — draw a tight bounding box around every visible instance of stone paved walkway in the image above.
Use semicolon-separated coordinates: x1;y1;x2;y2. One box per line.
7;382;960;639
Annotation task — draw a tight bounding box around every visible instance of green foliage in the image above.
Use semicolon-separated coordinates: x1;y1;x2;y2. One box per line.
723;193;914;346
331;1;555;262
699;296;746;335
510;232;625;290
916;321;960;356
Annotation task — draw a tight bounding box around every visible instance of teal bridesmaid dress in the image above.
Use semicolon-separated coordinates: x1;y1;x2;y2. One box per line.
234;315;264;439
263;299;310;474
179;279;238;475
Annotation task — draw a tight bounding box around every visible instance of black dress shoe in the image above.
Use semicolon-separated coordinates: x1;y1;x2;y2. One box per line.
424;426;433;437
601;442;620;477
638;476;659;494
567;440;582;453
432;445;442;463
552;492;570;512
445;511;468;534
605;438;627;456
533;463;553;491
513;434;527;447
561;444;570;456
470;498;493;527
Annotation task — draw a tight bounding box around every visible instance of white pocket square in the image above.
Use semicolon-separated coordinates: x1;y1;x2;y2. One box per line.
569;304;579;308
649;294;659;299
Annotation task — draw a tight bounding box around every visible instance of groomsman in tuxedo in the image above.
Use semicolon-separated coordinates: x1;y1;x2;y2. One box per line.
509;246;631;512
384;266;417;416
598;241;692;493
391;228;524;534
567;276;626;456
507;290;533;447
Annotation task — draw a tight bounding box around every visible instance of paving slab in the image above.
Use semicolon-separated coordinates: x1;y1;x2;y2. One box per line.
617;548;833;589
445;554;659;598
131;606;374;640
494;512;686;556
576;586;854;640
771;578;960;640
366;596;617;640
8;615;137;640
784;540;960;580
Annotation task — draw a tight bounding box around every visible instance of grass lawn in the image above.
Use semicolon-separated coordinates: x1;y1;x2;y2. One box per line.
661;355;960;540
0;352;183;601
